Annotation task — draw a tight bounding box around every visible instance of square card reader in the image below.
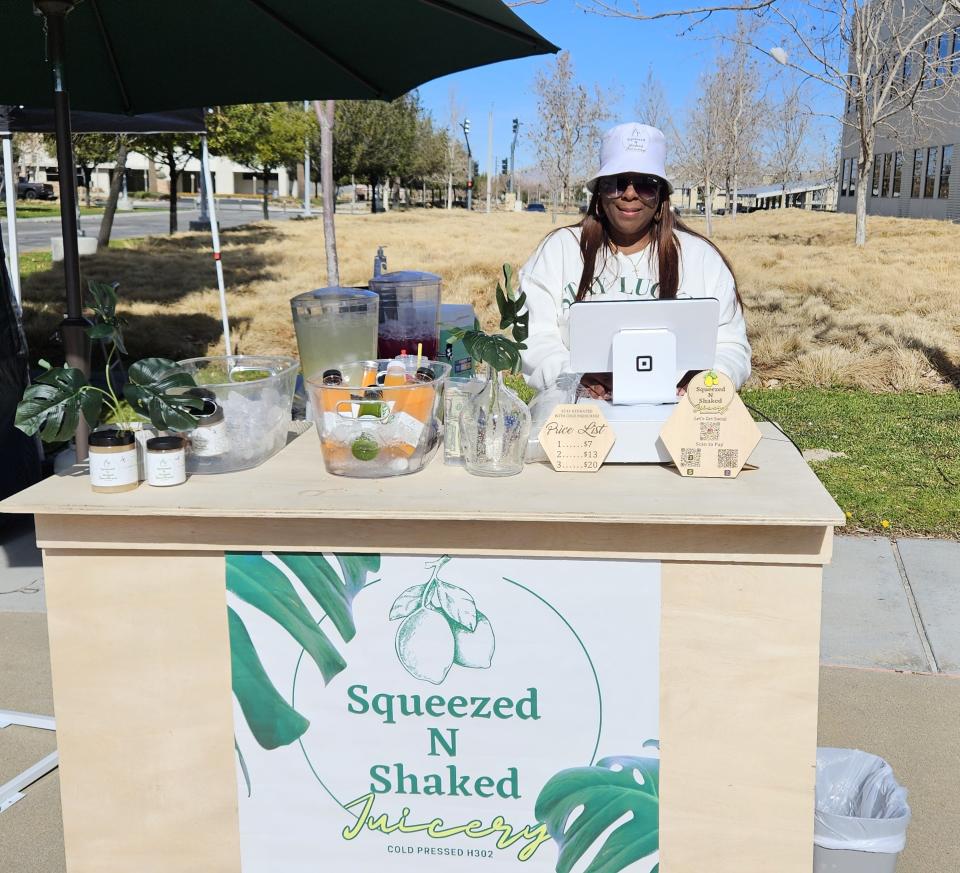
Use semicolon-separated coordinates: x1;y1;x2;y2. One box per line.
568;298;720;462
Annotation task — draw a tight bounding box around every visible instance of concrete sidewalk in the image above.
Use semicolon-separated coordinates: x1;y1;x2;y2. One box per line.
2;524;959;871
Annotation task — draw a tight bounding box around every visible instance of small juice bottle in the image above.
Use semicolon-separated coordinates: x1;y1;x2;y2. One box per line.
390;367;436;457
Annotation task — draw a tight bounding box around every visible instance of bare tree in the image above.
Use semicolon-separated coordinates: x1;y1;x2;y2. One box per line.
531;50;611;207
583;0;960;245
675;67;727;236
718;19;766;218
314;100;339;286
636;66;672;132
767;79;811;206
446;88;463;210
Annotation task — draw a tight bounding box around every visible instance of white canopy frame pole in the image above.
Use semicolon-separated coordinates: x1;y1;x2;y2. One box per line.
200;135;232;356
1;134;22;307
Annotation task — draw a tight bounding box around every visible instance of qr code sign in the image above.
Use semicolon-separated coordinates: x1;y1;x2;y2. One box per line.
718;449;739;469
680;448;701;467
699;421;720;441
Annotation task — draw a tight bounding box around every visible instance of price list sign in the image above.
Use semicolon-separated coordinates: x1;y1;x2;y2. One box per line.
539;404;615;472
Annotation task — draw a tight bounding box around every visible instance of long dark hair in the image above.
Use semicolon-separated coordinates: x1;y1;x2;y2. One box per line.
573;188;743;307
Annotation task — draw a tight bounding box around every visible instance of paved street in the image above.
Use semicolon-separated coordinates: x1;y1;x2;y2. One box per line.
1;198;299;254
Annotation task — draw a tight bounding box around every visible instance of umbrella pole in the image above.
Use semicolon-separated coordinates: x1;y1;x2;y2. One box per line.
1;135;21;307
38;0;91;460
201;135;232;356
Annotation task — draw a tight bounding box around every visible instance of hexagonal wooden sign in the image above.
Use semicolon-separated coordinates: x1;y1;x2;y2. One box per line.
660;370;761;478
539;403;616;472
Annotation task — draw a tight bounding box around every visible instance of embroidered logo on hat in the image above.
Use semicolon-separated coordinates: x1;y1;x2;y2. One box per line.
623;127;649;152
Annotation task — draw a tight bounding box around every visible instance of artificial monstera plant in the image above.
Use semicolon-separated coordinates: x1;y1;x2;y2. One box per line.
15;280;204;442
449;262;529;375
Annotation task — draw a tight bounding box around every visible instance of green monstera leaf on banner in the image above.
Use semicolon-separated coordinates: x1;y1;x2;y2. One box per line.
227;552;380;752
535;754;660;873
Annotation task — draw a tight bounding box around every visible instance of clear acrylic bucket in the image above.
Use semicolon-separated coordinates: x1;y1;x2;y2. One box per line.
307;359;451;478
174;355;298;474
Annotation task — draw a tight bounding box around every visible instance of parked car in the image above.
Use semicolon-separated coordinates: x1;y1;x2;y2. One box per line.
17;179;56;201
526;202;546;212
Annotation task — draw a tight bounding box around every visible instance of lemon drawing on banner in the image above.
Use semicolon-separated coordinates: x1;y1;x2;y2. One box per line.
389;555;496;685
703;370;719;387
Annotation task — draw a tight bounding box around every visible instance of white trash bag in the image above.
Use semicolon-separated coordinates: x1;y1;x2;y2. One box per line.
815;748;911;854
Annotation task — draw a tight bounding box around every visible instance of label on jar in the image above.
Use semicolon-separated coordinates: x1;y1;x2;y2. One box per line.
393;411;425;450
190;420;229;457
146;450;187;486
89;447;138;487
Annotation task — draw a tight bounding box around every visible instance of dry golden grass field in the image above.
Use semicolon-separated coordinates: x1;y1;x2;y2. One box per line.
18;208;960;393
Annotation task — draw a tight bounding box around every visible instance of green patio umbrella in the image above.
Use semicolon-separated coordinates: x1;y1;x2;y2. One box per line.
0;0;557;455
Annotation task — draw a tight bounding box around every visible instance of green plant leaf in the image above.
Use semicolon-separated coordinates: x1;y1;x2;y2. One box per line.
227;554;347;684
335;553;382;598
235;737;252;798
227;607;310;750
15;367;99;442
86;280;127;354
535;755;660;873
459;331;523;374
436;581;478;631
389;584;426;620
275;554;356;643
123;357;202;430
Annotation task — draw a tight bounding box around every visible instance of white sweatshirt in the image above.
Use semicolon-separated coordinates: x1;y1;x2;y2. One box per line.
518;227;751;391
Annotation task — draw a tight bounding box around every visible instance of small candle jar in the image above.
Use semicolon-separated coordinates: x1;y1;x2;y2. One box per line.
89;430;139;493
188;398;229;457
145;436;187;487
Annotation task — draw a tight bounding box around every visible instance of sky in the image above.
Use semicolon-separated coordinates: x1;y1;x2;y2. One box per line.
417;0;841;173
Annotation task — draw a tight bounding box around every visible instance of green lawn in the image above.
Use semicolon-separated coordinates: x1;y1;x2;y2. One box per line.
743;388;960;539
19;251;53;276
505;376;958;538
1;203;103;218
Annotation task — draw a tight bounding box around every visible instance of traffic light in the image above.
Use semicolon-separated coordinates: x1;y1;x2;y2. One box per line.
512;118;519;134
473;161;479;177
467;179;473;189
463;118;471;134
501;159;508;174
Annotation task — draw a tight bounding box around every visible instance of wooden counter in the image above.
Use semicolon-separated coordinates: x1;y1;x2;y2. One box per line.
1;422;844;873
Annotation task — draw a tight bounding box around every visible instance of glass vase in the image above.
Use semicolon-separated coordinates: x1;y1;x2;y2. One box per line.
458;370;531;477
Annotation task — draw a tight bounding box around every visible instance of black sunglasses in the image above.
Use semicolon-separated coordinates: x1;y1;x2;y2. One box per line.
597;174;662;201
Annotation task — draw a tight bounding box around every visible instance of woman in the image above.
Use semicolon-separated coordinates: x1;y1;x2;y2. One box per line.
519;123;750;398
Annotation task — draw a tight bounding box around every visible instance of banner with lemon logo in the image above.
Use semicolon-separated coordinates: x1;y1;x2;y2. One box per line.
226;553;661;873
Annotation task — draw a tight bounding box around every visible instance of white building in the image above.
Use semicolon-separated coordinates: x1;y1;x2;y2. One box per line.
17;144;303;199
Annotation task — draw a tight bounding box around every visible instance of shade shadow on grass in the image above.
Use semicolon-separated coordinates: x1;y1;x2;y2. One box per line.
19;226;277;364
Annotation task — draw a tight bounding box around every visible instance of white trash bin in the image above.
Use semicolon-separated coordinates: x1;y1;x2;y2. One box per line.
814;748;911;873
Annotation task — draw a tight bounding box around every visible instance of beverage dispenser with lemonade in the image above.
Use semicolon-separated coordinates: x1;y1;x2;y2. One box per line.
289;286;379;382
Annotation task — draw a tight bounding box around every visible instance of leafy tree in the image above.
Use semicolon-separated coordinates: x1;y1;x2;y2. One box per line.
208;103;312;219
328;96;421;211
128;133;200;234
44;133;118;207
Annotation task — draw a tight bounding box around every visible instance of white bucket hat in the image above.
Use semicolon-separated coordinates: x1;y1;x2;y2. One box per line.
586;122;673;195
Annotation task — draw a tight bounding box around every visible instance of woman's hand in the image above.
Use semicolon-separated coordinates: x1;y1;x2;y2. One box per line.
580;372;612;401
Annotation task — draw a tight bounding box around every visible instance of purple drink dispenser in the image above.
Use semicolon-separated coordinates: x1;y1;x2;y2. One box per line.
367;271;441;361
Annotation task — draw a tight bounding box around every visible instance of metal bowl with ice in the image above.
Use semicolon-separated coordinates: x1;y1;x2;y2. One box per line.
174;355;299;474
307;359;451;478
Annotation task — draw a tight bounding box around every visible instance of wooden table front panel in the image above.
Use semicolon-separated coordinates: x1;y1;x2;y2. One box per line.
41;542;823;873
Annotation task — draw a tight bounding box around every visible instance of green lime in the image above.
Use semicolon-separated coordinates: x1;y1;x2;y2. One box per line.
351;434;380;461
358;400;386;418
